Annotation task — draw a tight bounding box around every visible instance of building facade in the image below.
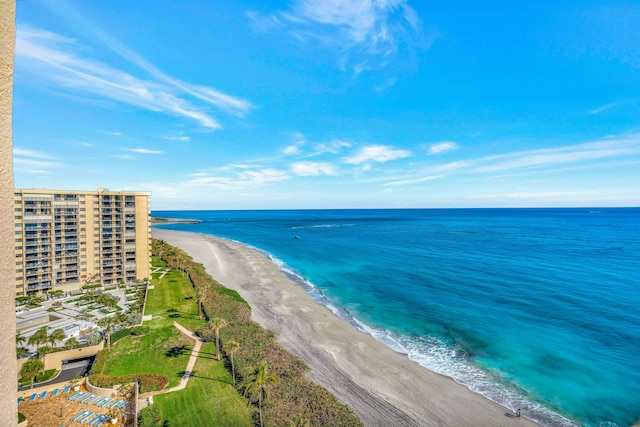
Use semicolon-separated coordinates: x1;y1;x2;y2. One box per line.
14;188;151;296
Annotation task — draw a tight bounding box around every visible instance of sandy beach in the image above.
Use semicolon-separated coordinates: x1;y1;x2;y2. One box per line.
153;228;540;427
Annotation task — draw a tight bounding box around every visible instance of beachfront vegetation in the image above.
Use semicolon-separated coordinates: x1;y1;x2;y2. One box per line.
155;239;363;427
205;317;227;361
241;361;280;427
90;255;253;426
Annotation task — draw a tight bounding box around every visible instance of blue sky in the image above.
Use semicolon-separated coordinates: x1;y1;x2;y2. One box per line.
12;0;640;209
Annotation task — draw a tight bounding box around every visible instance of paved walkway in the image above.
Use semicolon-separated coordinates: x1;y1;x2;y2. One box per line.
150;266;170;279
137;322;203;410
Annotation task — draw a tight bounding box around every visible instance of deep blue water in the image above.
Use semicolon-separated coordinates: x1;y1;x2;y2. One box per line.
153;208;640;427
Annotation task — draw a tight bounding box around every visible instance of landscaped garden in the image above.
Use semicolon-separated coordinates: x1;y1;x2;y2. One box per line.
90;255;255;425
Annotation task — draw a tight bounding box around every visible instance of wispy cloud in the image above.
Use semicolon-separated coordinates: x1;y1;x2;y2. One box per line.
427;141;458;155
374;77;398;92
249;0;425;71
13;148;56;159
291;161;338;176
15;24;252;130
185;168;290;190
13;148;62;173
313;139;352;155
384;174;444;186
127;148;163;155
164;136;191;142
473;135;640;173
588;101;621;115
343;144;411;164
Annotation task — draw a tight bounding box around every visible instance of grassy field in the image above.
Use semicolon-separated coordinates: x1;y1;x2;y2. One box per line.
104;256;254;425
154;342;254;427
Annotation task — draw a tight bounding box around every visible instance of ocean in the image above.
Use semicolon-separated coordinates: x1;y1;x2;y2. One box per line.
153;208;640;427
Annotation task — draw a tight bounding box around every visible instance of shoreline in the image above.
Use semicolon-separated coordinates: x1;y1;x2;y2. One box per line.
153;228;541;427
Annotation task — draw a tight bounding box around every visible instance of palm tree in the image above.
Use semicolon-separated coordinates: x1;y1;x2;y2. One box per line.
207;318;227;361
21;358;44;389
84;272;100;287
153;239;166;260
242;361;280;427
225;340;240;386
195;286;208;320
16;331;26;347
48;328;66;349
16;347;29;358
37;345;53;365
98;314;124;350
65;337;79;349
28;326;49;353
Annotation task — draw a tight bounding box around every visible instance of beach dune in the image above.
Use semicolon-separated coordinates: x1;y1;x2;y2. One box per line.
153;229;540;427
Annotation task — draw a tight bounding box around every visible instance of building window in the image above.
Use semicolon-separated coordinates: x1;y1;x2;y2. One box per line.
16;269;23;273
15;215;22;219
15;246;22;250
15;238;22;242
16;277;21;281
15;208;21;212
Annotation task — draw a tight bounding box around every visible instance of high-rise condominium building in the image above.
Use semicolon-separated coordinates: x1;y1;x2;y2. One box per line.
14;188;151;296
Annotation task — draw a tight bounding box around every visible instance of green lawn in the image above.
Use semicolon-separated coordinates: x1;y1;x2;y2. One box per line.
103;255;253;425
103;324;193;388
154;342;255;427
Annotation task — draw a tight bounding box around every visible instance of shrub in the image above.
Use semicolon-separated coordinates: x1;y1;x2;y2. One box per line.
139;405;162;426
89;372;168;394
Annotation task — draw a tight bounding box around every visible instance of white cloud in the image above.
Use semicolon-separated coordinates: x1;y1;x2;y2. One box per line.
164;136;191;142
13;148;62;173
15;25;252;130
314;139;352;155
13;148;56;159
127;148;163;154
427;141;458;155
343;144;411;164
384;174;444;186
291;161;338;176
13;158;61;168
184;168;290;190
588;101;621;115
474;135;640;173
253;0;424;70
374;77;397;91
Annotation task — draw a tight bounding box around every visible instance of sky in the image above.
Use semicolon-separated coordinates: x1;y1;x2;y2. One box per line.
12;0;640;210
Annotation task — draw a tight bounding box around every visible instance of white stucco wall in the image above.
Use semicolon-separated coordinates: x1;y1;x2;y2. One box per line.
0;0;18;425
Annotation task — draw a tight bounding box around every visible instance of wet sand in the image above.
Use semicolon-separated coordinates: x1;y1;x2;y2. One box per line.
153;229;540;427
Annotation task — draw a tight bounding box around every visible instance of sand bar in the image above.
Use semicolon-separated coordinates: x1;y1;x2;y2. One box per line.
153;229;540;427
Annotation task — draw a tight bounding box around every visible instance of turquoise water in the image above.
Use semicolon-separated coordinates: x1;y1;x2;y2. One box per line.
154;208;640;427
